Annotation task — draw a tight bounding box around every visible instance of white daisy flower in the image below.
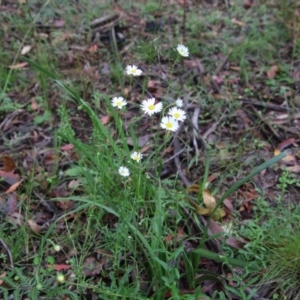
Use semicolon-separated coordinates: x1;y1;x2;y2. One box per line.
168;107;186;122
177;44;189;57
125;65;142;76
112;97;127;109
175;98;183;107
141;98;163;116
118;166;130;177
130;151;143;162
160;116;179;132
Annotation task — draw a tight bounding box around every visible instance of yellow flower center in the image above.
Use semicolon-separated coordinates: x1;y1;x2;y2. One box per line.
166;122;173;129
174;112;180;119
148;104;155;111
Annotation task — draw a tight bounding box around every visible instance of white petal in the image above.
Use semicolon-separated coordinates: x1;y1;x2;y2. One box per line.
176;99;183;107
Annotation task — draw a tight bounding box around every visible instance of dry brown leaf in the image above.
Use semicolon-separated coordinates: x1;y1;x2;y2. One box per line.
0;171;20;185
5;180;23;194
230;66;241;71
186;184;200;193
60;143;74;151
68;179;81;189
165;233;173;244
1;156;16;172
30;97;39;110
187;185;226;220
54;19;65;27
28;219;41;234
226;236;247;249
82;257;103;276
8;62;28;69
88;44;98;53
127;134;150;147
276;138;295;151
267;65;279;79
223;199;234;210
286;165;300;173
0;272;7;285
7;213;24;226
46;264;71;271
231;18;246;27
208;219;224;235
147;80;161;89
101;115;111;125
56;200;74;211
4;194;17;216
274;149;296;164
244;0;254;9
203;190;217;209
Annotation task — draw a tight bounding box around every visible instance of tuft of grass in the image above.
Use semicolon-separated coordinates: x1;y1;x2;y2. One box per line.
258;229;300;299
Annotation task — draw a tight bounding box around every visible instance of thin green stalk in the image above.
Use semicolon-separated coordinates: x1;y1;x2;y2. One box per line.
219;151;287;204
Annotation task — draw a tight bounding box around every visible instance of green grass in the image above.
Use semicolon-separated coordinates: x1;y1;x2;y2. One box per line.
0;0;299;299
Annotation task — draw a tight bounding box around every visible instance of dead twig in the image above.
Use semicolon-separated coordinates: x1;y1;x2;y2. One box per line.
191;107;201;158
0;238;14;269
242;98;289;112
202;108;228;140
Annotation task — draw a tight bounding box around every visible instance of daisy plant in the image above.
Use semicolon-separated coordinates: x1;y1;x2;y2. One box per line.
131;151;143;163
141;98;163;116
160;116;179;132
125;65;142;76
177;44;189;57
112;96;127;109
22;39;290;300
167;107;187;122
118;166;130;177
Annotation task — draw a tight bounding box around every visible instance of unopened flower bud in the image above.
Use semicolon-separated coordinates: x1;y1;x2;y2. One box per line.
56;273;65;284
53;245;61;252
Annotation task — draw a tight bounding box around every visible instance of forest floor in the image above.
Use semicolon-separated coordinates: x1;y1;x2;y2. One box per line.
1;1;300;299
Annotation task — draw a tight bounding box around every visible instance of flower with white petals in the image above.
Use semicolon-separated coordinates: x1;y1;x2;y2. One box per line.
112;97;127;109
177;44;189;57
131;151;143;162
118;166;130;177
160;116;179;132
141;98;163;116
168;107;186;122
125;65;142;76
175;98;183;107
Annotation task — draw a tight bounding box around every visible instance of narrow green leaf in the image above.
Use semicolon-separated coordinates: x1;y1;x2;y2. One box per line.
192;248;259;271
219;151;286;203
52;196;119;217
21;57;57;79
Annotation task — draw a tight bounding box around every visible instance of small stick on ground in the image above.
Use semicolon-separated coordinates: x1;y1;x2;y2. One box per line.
0;238;14;269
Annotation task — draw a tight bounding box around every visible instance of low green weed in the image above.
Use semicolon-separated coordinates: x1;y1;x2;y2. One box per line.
21;51;286;299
